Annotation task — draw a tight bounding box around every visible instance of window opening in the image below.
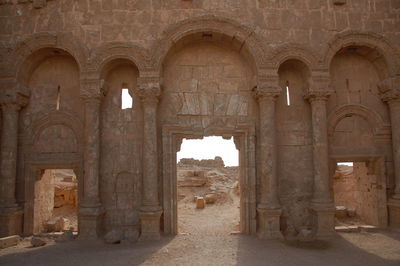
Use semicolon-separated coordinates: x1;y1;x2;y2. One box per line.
121;88;133;109
56;85;61;111
285;81;291;106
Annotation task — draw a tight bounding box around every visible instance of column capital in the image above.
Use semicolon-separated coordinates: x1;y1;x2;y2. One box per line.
304;90;333;102
134;83;161;104
378;77;400;103
252;86;281;102
0;86;30;110
80;79;106;102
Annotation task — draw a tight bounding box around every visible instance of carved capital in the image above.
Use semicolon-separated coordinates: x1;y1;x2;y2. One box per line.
80;79;106;102
252;86;281;102
304;90;332;102
134;83;161;104
378;77;400;103
0;85;30;110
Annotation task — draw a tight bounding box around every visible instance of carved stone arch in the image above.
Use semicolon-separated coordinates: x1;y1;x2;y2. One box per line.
10;32;89;84
323;31;400;76
270;43;322;71
88;42;151;78
151;15;269;76
26;111;84;152
327;104;389;137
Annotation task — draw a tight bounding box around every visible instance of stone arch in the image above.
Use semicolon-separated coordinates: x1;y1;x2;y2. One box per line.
151;15;268;75
328;104;388;137
323;31;400;76
89;42;150;78
270;43;322;71
27;112;84;152
10;32;88;84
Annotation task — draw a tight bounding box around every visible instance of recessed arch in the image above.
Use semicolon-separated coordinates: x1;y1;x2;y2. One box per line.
323;31;400;76
9;32;88;85
26;111;84;151
151;15;268;76
89;42;150;78
270;43;322;72
327;104;389;137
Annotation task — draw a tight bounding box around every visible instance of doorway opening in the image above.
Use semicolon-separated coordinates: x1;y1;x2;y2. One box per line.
176;136;239;235
33;169;78;235
333;160;386;229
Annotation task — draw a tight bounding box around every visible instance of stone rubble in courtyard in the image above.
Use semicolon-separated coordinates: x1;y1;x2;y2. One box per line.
0;0;399;245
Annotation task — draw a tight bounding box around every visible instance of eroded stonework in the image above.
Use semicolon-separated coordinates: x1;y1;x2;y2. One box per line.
0;0;400;241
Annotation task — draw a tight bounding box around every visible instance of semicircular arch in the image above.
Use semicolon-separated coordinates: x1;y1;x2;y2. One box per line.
328;104;387;137
270;43;322;71
323;31;400;76
151;15;268;75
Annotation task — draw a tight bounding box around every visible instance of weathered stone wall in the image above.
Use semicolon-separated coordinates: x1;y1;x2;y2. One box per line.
0;0;399;239
33;169;54;234
178;156;225;168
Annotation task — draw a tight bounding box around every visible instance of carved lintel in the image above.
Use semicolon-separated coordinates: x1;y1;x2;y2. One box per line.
134;83;161;104
80;79;105;101
252;86;281;102
304;90;332;102
378;77;400;103
0;85;30;109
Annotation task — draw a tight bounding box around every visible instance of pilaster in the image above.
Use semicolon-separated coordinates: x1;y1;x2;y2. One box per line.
0;86;29;237
378;76;400;230
134;81;162;241
305;84;336;238
78;79;105;239
253;83;283;240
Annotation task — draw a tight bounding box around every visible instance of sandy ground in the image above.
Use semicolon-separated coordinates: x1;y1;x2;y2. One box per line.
1;168;400;265
1;192;400;266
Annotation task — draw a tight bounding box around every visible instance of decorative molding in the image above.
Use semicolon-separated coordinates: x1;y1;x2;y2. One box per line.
378;77;400;103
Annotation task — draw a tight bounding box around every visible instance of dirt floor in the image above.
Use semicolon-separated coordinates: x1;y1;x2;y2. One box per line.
1;165;400;265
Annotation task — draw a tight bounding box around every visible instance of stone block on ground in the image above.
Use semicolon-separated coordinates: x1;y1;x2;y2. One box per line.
205;194;216;204
0;235;21;249
196;197;205;209
335;206;347;218
31;237;46;247
104;229;124;244
297;228;313;242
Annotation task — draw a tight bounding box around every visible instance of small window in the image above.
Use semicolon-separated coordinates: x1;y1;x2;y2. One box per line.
285;82;291;106
56;85;61;111
121;88;133;109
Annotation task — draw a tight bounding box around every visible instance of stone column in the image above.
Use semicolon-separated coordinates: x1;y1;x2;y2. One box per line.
378;77;400;229
305;90;335;238
254;86;283;240
0;87;29;237
135;83;162;241
78;80;105;239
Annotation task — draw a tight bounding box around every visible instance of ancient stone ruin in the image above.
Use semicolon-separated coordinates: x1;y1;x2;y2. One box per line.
0;0;399;243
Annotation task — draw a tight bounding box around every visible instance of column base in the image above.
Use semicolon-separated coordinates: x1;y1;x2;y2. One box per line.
0;207;23;238
388;198;400;230
78;206;105;240
256;206;283;240
139;208;162;241
310;203;335;238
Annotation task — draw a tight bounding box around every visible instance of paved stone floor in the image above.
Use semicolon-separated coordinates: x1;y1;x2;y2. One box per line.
1;230;399;266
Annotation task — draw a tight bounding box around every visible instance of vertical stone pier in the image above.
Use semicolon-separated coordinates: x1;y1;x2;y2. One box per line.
306;86;335;238
254;85;283;240
379;77;400;229
0;87;29;237
78;79;105;239
135;82;162;241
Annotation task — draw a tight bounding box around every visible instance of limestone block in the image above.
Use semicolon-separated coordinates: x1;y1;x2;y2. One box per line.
196;197;205;209
0;235;21;249
31;237;46;247
205;194;216;204
104;229;124;244
335;206;347;218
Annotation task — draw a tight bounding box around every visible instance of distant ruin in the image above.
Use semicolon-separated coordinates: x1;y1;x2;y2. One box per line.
0;1;399;243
